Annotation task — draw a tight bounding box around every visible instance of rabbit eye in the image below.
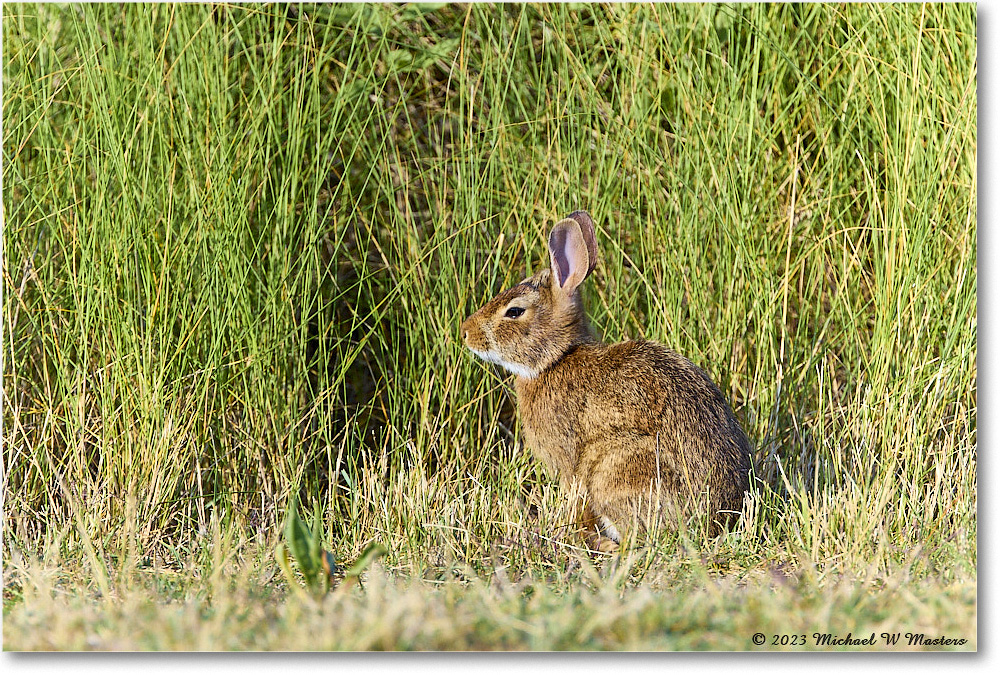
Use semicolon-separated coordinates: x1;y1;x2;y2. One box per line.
504;306;525;319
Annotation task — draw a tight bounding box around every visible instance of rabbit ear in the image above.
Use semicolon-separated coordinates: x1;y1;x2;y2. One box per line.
548;211;598;293
566;211;598;277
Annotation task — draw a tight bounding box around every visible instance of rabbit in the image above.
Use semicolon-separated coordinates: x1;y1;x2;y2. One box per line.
460;210;752;552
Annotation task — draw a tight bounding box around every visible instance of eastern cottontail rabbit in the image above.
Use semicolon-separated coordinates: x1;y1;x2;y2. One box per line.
460;211;752;552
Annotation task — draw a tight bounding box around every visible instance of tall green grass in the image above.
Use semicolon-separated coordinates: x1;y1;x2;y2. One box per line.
3;2;976;649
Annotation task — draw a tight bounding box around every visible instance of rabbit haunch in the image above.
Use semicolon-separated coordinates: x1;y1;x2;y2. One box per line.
461;211;752;550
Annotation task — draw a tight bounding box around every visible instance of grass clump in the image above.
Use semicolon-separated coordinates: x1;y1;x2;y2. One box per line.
2;2;976;650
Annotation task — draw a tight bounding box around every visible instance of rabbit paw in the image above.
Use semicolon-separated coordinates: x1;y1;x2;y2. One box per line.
586;534;620;554
596;537;620;554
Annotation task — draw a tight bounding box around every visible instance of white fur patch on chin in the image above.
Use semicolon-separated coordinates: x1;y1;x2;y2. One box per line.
469;348;539;379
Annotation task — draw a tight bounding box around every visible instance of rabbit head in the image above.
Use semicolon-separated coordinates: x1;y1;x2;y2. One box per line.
461;211;599;378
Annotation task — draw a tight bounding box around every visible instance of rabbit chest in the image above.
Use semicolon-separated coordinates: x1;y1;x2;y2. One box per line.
513;341;670;482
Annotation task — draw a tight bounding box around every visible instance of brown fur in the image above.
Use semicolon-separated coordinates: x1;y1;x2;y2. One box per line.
461;211;752;551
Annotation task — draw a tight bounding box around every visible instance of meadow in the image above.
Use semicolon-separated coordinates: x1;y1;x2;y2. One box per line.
2;3;977;650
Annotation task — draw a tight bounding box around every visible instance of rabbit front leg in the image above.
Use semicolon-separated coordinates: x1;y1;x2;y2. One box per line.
572;497;621;554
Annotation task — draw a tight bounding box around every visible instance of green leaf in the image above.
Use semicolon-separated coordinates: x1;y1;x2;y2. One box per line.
386;37;461;74
309;504;324;572
274;542;310;603
284;494;318;588
397;3;449;23
344;541;387;579
274;542;293;584
386;49;414;73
